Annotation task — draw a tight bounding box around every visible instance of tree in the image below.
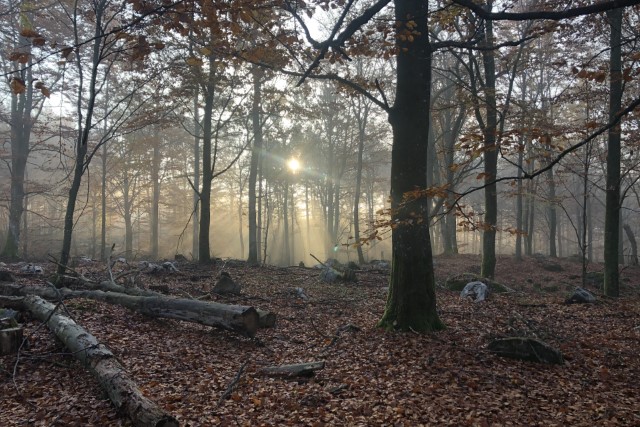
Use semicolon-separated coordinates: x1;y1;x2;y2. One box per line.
604;6;623;297
1;1;52;258
376;0;443;331
247;66;264;265
55;0;169;277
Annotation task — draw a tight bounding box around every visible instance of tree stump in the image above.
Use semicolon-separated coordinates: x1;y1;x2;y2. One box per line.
0;326;23;356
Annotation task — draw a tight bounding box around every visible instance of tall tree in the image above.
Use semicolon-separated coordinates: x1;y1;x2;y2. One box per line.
247;66;264;265
377;0;443;331
603;6;623;297
1;1;51;258
55;0;168;277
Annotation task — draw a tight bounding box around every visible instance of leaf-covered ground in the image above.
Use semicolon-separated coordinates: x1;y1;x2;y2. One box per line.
1;254;640;426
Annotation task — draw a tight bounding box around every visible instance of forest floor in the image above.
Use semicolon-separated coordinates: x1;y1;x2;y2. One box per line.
1;253;640;426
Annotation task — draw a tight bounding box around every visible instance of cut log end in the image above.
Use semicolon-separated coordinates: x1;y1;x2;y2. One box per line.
0;326;23;356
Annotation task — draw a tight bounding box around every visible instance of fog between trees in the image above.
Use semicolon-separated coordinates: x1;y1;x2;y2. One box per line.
0;0;638;275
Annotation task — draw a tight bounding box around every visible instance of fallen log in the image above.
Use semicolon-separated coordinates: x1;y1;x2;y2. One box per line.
85;281;275;328
81;280;161;297
0;283;259;338
18;295;178;427
259;361;326;378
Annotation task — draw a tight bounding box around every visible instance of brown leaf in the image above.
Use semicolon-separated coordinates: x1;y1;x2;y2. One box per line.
19;28;40;38
10;78;26;94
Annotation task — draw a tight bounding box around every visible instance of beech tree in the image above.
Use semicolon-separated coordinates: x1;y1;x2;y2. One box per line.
0;0;54;258
53;0;172;276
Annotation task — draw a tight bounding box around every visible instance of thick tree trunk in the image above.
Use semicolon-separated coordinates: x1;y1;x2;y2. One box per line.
0;284;261;337
604;7;623;297
12;295;178;427
378;0;443;333
481;3;498;278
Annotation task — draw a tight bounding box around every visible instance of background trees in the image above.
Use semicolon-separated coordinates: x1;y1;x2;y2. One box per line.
0;1;638;301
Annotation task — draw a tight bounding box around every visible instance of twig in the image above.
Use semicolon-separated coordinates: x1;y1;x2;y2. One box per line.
309;253;327;268
309;317;329;339
47;256;96;287
216;361;249;407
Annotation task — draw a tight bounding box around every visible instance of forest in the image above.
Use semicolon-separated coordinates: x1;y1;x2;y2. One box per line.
1;0;640;425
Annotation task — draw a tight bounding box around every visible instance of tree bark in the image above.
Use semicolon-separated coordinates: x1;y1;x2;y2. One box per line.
199;52;216;263
623;224;638;266
546;151;557;258
2;17;33;259
6;295;178;427
151;130;161;259
480;1;498;278
57;1;105;278
247;67;263;265
604;7;623;297
378;0;444;332
0;284;260;338
352;95;368;265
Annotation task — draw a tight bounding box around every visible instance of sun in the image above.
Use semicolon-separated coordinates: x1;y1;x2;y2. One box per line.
287;158;300;173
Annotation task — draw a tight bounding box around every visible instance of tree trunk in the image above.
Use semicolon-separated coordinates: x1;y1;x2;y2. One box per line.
151;131;161;259
623;224;638;266
604;7;623;297
546;155;557;257
2;28;33;259
282;182;290;265
481;2;498;278
101;117;108;261
12;295;178;427
199;57;216;263
123;174;134;259
378;0;443;333
192;87;201;261
0;284;260;338
57;2;105;278
247;67;263;265
352;99;368;265
515;149;524;261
